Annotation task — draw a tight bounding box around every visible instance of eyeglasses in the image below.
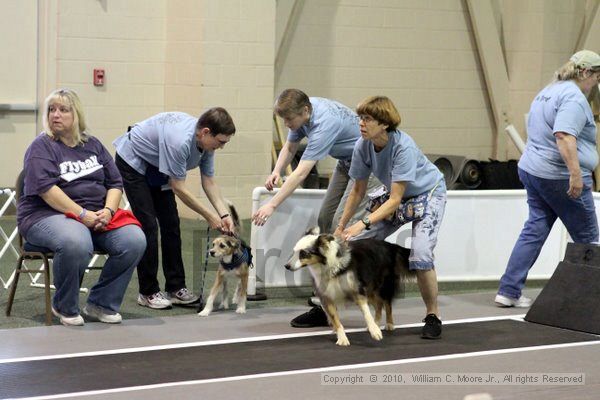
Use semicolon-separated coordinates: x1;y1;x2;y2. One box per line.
359;114;377;123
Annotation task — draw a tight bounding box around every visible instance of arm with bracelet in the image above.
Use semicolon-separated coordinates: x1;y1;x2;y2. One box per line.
201;173;235;234
91;188;122;230
40;185;101;229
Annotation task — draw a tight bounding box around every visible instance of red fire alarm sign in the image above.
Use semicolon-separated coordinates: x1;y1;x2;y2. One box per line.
93;69;105;86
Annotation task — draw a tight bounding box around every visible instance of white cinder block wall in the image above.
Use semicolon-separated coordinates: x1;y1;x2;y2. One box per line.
275;0;597;167
164;0;275;218
55;0;168;142
39;0;275;218
276;0;494;164
1;0;599;216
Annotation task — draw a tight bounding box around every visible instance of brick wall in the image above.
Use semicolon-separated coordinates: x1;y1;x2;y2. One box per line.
55;0;167;144
49;0;275;218
276;0;492;161
275;0;596;163
164;0;275;218
2;0;599;210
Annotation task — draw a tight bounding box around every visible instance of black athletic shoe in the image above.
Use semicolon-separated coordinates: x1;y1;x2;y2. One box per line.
421;313;442;339
290;306;329;328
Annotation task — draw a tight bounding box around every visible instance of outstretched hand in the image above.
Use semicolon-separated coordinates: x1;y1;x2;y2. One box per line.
341;221;365;241
252;203;275;226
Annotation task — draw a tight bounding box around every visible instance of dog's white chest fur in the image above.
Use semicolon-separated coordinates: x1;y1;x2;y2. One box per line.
308;265;357;303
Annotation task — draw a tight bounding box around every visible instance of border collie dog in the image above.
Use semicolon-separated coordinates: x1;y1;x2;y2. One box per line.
286;227;415;346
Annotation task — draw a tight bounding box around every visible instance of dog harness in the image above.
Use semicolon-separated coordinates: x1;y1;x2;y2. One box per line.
221;243;253;271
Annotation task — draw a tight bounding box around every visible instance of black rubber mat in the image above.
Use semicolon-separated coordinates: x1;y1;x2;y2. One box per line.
1;319;598;398
526;261;600;334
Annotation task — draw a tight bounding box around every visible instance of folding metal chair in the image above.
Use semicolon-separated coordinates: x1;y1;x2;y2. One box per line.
5;170;105;325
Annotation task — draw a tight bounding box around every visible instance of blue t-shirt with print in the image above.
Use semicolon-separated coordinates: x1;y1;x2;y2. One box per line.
113;112;215;180
349;129;442;198
287;97;360;161
17;133;123;237
519;80;598;179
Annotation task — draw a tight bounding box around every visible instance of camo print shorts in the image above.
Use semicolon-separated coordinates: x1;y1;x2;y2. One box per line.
354;180;447;270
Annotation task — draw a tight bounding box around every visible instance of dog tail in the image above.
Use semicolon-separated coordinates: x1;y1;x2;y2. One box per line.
225;199;242;234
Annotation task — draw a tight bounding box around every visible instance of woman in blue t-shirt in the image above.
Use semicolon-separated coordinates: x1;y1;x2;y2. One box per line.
496;50;600;308
335;95;446;340
17;89;146;326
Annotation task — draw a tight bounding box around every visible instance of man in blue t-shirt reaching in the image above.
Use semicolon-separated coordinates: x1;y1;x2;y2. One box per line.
252;88;378;327
114;108;236;310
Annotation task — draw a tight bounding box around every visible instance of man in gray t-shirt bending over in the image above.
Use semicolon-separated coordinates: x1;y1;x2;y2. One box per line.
114;108;236;310
252;89;378;328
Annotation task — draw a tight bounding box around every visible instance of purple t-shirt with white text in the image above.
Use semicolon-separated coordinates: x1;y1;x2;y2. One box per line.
17;133;123;237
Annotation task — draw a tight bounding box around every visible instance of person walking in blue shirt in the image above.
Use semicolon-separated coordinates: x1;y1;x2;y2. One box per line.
495;50;600;308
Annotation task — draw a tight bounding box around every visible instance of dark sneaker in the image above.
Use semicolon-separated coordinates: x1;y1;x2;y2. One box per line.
421;313;442;339
290;306;329;328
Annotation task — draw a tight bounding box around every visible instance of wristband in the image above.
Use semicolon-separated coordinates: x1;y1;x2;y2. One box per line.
220;213;230;219
78;208;87;219
104;206;115;217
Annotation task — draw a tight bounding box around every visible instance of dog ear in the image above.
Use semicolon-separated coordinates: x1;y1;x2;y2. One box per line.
305;226;320;236
323;234;335;242
316;234;335;254
226;239;240;249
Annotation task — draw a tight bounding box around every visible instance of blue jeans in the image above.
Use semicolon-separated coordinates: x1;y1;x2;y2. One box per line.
25;214;146;317
498;168;598;299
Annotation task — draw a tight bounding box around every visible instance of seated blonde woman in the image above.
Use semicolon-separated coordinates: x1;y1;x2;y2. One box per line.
17;88;146;326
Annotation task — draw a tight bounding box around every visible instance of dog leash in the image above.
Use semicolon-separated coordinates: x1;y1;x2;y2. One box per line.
197;226;211;312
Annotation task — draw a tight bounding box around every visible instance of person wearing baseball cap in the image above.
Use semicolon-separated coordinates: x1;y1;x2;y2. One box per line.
570;49;600;70
496;50;600;308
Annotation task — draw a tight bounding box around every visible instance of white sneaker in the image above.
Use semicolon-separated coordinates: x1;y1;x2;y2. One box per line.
137;292;172;309
494;294;532;308
52;307;84;326
167;288;199;305
308;296;321;307
83;304;122;324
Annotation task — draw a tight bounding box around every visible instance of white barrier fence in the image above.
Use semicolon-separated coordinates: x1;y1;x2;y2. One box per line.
0;189;129;292
0;189;19;290
248;187;593;295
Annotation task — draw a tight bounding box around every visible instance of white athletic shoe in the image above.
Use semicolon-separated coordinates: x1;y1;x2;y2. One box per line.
137;292;172;309
167;288;199;305
83;304;122;324
52;307;84;326
494;294;532;308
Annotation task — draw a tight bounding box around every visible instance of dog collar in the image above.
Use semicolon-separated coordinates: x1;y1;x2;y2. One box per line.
221;244;252;271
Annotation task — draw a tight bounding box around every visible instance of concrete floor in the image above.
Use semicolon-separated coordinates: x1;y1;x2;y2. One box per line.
2;289;599;400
